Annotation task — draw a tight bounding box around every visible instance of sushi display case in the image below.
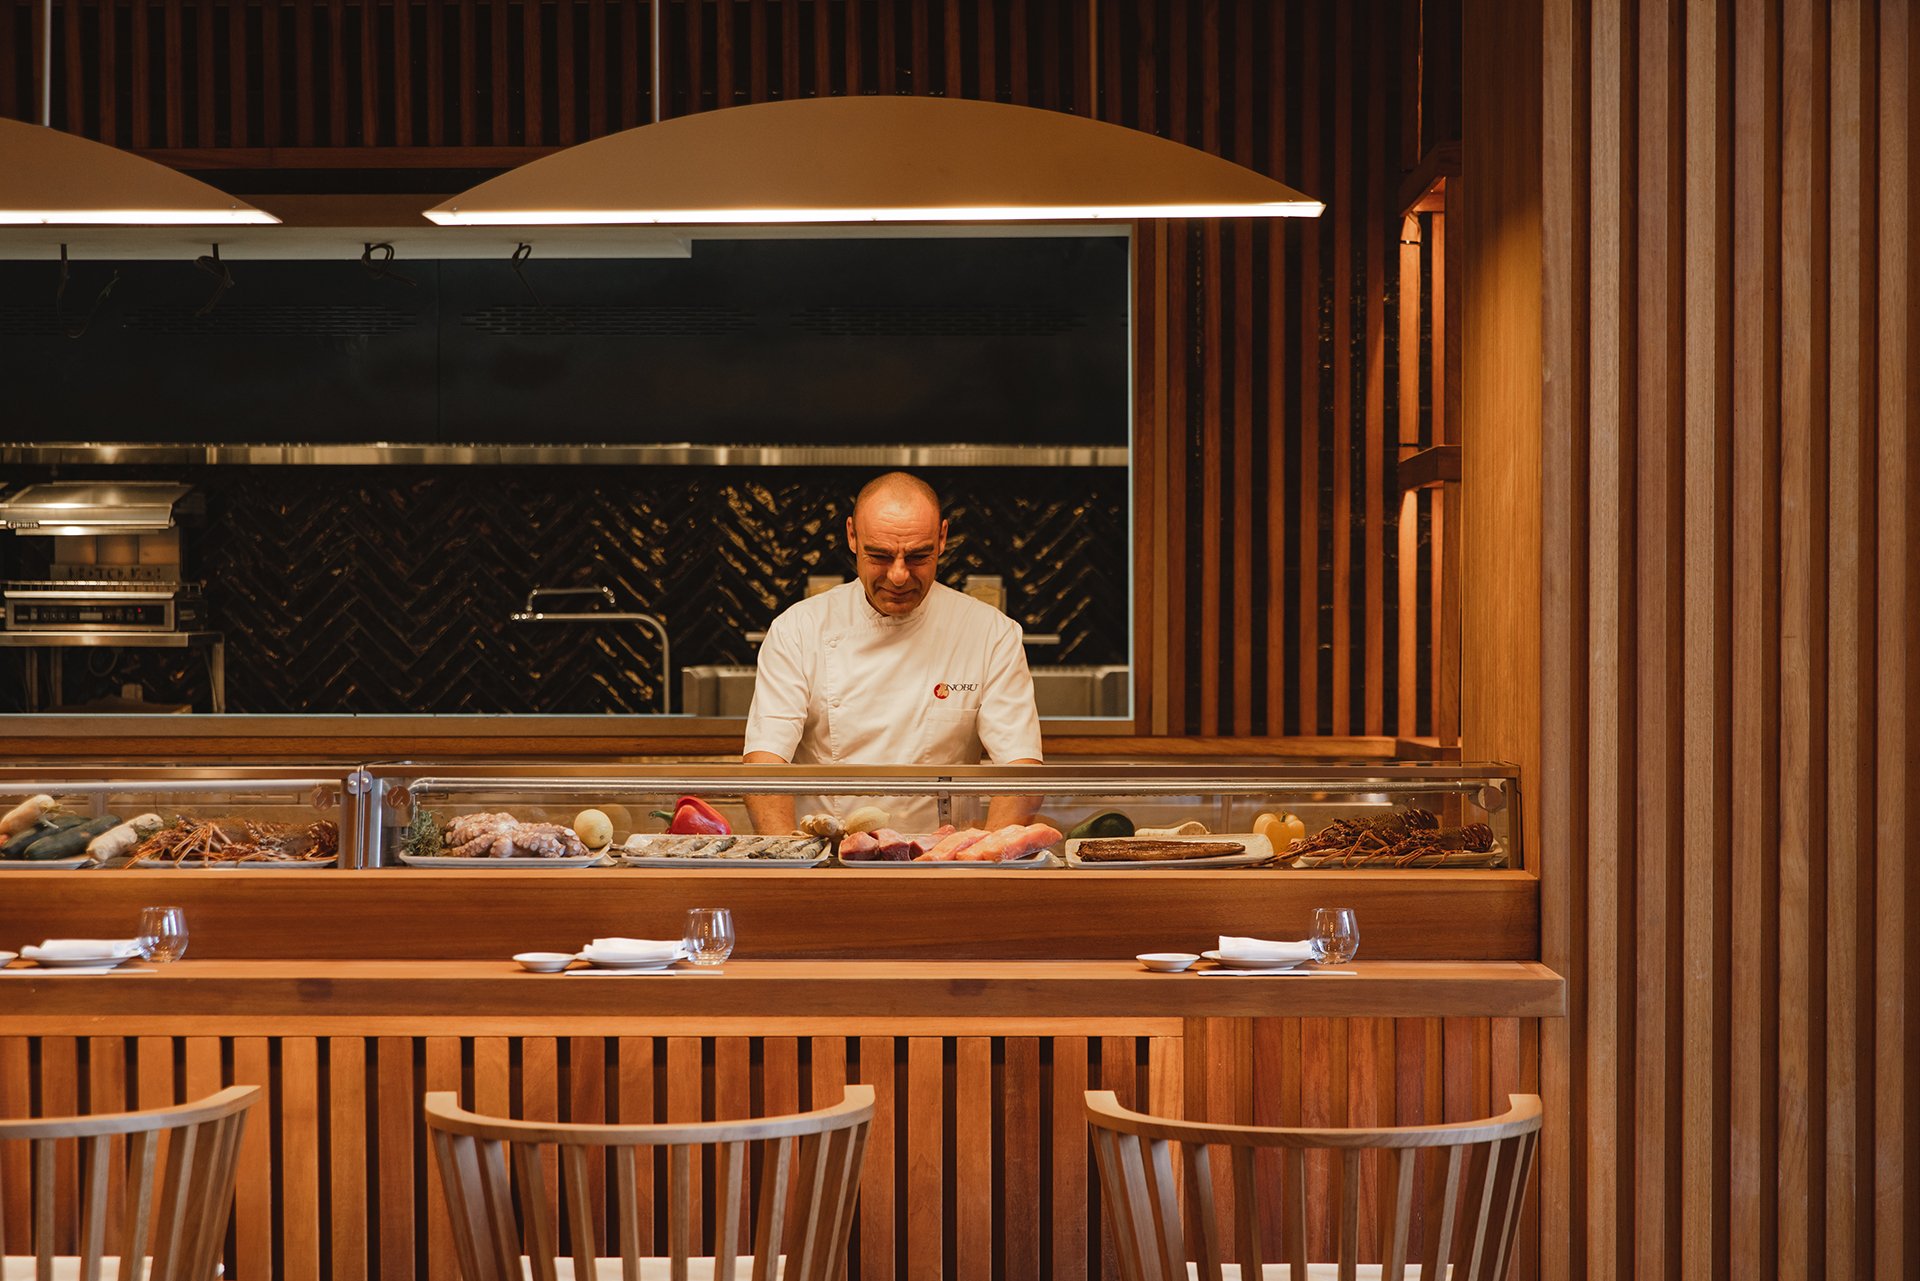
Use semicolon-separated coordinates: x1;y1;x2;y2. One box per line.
0;765;365;869
359;761;1523;872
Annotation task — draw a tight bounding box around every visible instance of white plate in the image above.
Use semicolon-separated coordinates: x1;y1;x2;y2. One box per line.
1201;949;1309;971
575;955;680;972
396;853;603;868
0;857;91;870
31;952;141;969
0;951;17;965
1066;833;1274;869
176;857;339;869
838;851;1059;868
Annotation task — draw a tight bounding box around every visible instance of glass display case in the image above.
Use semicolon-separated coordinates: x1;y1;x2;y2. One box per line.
361;762;1522;872
0;766;362;869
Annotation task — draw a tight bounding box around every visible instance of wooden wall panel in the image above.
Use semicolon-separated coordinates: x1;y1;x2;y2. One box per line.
0;0;1442;743
1533;0;1920;1277
0;1020;1527;1280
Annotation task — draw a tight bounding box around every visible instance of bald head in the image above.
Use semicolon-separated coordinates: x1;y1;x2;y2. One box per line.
847;471;947;618
853;471;942;523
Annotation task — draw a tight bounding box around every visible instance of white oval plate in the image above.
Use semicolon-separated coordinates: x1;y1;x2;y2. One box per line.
31;953;141;969
0;857;92;870
1201;950;1310;971
397;853;602;868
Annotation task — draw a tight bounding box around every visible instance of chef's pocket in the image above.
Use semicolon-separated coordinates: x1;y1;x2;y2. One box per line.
919;705;980;761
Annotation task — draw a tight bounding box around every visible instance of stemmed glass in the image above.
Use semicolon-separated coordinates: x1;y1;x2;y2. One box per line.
137;906;189;963
683;908;735;966
1310;908;1359;965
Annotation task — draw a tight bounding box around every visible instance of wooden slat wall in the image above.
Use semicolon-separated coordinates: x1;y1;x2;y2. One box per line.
0;0;1446;742
0;1020;1525;1281
1530;0;1920;1278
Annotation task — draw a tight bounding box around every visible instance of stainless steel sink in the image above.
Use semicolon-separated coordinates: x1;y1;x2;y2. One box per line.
682;664;1130;718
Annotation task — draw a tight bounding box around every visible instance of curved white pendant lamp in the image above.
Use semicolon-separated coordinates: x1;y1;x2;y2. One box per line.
0;118;278;226
425;96;1322;226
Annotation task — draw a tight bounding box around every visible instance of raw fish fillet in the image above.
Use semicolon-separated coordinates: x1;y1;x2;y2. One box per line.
917;827;989;860
961;823;1064;862
842;828;919;862
838;831;882;859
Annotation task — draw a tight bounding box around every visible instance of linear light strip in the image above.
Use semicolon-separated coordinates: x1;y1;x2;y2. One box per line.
426;201;1327;226
0;209;280;225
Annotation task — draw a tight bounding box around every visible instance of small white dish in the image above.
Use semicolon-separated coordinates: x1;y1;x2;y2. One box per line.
1137;952;1200;973
576;954;678;972
1202;950;1308;971
32;953;139;970
0;951;17;966
513;952;576;973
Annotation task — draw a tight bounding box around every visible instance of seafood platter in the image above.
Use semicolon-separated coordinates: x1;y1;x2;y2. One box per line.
0;793;339;868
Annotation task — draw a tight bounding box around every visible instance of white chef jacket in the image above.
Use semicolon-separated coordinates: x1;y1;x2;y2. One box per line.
744;581;1044;830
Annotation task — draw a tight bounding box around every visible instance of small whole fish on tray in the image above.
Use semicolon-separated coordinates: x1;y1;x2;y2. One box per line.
620;833;828;861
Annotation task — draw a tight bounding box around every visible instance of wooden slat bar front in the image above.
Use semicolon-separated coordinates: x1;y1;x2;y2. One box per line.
0;960;1562;1281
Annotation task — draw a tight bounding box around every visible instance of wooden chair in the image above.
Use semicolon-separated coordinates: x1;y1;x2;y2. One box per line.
1086;1090;1542;1281
0;1085;260;1281
425;1084;874;1281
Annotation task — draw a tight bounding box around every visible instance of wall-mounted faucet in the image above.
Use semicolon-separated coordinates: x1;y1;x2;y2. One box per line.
511;585;673;714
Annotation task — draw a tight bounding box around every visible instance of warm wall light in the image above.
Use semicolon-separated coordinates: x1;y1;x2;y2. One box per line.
425;96;1322;226
0;119;278;226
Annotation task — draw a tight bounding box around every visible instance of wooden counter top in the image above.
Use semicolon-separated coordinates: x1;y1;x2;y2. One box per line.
0;958;1564;1033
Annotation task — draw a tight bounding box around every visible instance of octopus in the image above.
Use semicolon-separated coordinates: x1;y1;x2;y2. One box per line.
1286;808;1498;868
442;812;589;859
127;818;339;866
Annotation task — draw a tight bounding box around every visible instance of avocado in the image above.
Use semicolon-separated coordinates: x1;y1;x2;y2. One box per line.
1066;811;1136;841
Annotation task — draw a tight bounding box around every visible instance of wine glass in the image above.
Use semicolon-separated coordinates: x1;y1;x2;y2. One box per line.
1310;907;1359;965
137;906;189;963
683;908;735;966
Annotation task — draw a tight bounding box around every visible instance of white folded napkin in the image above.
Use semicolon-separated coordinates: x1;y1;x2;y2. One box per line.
24;938;144;960
583;938;687;963
1217;936;1317;963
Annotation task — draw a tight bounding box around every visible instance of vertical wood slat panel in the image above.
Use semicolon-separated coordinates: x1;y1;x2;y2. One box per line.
903;1038;941;1274
1538;0;1920;1276
281;1037;322;1281
231;1038;273;1281
853;1036;894;1281
329;1037;369;1281
377;1038;416;1281
1681;4;1735;1281
425;1038;463;1281
952;1038;991;1281
1779;1;1831;1277
1727;2;1781;1280
1873;13;1919;1281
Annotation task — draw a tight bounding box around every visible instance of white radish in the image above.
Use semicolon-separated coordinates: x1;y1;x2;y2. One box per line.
0;795;56;837
85;813;164;860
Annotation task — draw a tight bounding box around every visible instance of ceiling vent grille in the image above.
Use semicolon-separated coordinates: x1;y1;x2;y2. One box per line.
791;304;1087;337
460;305;755;337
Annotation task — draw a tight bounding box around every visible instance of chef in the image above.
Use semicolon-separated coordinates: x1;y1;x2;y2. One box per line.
742;471;1043;833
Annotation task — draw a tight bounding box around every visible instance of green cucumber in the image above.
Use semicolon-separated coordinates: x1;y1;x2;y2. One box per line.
23;815;119;861
2;814;81;859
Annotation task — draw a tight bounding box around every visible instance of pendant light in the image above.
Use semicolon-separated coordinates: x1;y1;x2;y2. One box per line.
0;118;277;226
425;96;1321;226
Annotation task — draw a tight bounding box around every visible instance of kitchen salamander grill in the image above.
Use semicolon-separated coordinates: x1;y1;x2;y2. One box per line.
0;483;206;633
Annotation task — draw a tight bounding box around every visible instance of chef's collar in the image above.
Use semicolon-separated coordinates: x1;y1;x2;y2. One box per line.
858;586;931;629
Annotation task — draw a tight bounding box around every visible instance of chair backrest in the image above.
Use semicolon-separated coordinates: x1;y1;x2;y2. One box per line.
1086;1090;1542;1281
426;1084;875;1281
0;1084;260;1281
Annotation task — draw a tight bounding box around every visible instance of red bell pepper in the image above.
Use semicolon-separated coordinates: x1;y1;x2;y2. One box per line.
651;795;730;836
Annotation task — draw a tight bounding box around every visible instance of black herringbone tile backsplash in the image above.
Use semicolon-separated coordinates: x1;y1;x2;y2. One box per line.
0;467;1126;714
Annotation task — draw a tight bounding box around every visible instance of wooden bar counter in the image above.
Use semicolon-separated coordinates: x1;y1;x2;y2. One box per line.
0;948;1562;1281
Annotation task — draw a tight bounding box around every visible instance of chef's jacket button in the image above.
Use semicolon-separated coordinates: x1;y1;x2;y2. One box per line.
830;699;840;708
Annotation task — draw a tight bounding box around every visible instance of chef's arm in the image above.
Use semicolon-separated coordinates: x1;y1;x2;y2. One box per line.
741;752;799;834
986;760;1044;827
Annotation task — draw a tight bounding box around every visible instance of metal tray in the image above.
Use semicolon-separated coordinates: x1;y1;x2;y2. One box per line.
396;853;604;868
